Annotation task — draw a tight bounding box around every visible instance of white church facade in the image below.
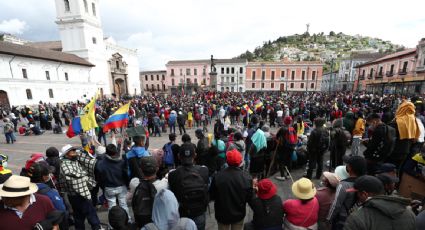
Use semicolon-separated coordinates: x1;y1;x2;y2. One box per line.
0;0;140;108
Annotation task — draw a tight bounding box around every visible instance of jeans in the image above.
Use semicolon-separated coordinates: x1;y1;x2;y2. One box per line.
169;123;176;134
68;195;101;230
178;123;186;135
104;186;132;222
5;132;15;144
190;212;206;230
351;136;361;156
154;125;161;136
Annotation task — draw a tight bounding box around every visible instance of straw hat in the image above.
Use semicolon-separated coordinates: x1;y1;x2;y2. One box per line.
0;175;38;197
59;144;77;158
291;178;316;200
322;172;340;188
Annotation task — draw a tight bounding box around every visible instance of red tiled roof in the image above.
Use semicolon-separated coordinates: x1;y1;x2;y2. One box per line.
0;41;94;67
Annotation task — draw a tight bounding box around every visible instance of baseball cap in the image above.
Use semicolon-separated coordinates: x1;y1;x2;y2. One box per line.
140;156;158;176
347;175;384;194
375;163;397;174
179;143;195;165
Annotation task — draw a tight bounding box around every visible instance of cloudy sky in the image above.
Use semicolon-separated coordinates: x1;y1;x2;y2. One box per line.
0;0;424;70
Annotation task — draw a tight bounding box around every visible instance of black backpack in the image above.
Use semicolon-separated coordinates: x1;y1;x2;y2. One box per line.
179;167;209;217
384;124;396;157
132;179;157;224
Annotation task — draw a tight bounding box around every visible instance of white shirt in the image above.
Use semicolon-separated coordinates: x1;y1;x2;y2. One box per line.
416;117;425;143
276;110;283;117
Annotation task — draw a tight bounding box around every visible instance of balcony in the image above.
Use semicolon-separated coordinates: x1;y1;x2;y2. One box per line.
398;69;407;75
367;74;373;79
358;74;365;80
386;71;394;77
376;72;383;79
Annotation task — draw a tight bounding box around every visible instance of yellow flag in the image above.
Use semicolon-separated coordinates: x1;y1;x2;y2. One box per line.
80;93;98;131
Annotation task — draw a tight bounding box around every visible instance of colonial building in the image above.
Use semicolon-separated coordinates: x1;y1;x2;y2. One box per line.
0;0;141;108
245;61;323;92
165;59;211;95
216;59;247;92
336;52;385;91
140;70;167;95
320;71;338;92
354;47;418;95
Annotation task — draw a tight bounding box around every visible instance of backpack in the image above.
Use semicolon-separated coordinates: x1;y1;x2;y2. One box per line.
163;143;174;166
285;127;298;149
179;167;209;217
318;129;330;152
132;179;157;224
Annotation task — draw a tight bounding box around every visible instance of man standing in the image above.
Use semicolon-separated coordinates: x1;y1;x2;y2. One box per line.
58;144;102;230
177;111;187;135
195;129;209;167
0;175;56;230
344;175;415;230
307;117;330;179
168;143;209;230
3;118;15;144
210;149;253;230
363;113;389;175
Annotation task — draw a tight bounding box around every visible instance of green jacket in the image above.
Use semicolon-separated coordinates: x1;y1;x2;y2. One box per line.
344;195;415;230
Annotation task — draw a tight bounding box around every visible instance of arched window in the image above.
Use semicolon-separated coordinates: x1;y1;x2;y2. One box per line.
83;0;88;12
92;3;96;16
172;79;175;86
26;89;32;100
64;0;70;12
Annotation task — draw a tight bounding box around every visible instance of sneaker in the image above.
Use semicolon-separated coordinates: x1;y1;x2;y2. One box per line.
275;176;286;181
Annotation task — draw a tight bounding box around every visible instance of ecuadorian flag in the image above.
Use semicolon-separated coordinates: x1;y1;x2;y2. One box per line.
103;103;131;133
66;117;82;138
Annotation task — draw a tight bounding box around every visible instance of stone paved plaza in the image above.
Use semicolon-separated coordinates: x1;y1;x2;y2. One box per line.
0;122;349;229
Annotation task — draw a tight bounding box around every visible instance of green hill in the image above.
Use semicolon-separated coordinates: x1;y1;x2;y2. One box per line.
238;32;404;72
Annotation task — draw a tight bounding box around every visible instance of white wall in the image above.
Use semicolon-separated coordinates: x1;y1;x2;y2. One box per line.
0;54;96;106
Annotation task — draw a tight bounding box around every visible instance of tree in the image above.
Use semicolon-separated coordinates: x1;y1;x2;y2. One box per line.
329;31;336;36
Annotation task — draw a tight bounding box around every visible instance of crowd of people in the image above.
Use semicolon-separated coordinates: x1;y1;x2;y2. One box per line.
1;91;425;230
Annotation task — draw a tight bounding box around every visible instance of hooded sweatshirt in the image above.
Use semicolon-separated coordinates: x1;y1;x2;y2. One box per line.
344;195;415;230
142;189;197;230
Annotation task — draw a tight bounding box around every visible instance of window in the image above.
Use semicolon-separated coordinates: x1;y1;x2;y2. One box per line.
45;71;50;80
231;87;234;92
65;72;68;81
221;87;224;92
22;68;27;79
312;71;316;80
271;83;275;88
83;0;88;12
362;69;366;76
186;78;190;84
402;61;408;72
261;71;265;80
221;77;224;83
194;78;198;84
239;67;243;74
194;69;198;76
271;71;275;80
151;75;154;81
291;71;295;80
162;75;165;80
231;77;234;82
252;83;255;88
369;68;374;78
64;0;70;12
171;69;175;76
116;61;119;69
157;75;159;81
180;69;182;76
145;75;148;81
221;68;224;74
92;2;96;16
226;77;229;82
290;83;294;88
92;37;97;44
231;67;235;74
162;84;166;91
157;84;160;91
252;71;256;80
423;58;425;66
226;67;229;74
311;83;315;88
202;68;206;76
300;83;304;88
281;71;285;78
146;84;149;90
186;68;191;75
379;66;383;75
151;84;155;91
390;64;394;74
261;83;265;88
239;77;243;83
302;71;305;80
26;89;32;99
172;79;175;86
48;89;54;98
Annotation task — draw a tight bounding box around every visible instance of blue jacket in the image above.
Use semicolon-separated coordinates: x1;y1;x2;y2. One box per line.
36;183;66;211
95;155;128;188
126;146;150;178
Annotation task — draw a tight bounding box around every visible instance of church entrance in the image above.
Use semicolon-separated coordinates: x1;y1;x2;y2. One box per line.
114;78;126;97
0;90;10;110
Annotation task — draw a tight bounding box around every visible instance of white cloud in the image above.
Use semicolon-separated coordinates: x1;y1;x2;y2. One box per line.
0;19;27;34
